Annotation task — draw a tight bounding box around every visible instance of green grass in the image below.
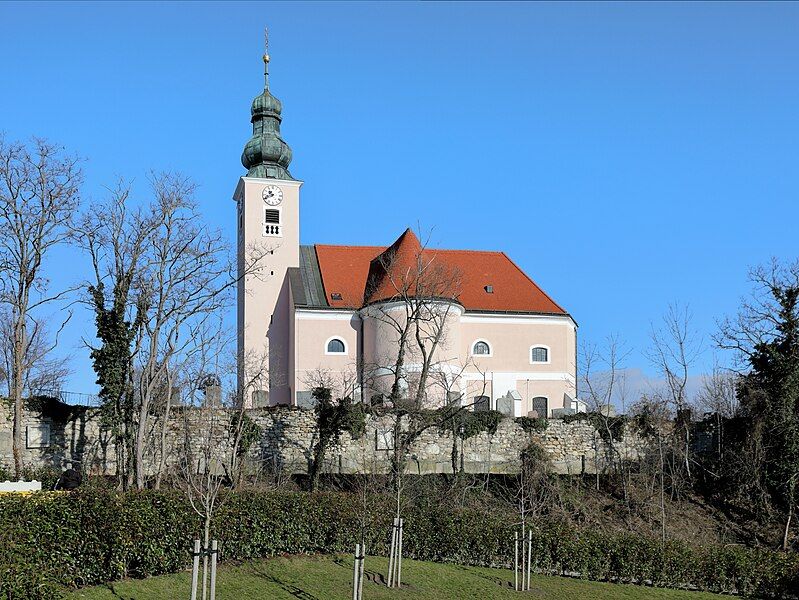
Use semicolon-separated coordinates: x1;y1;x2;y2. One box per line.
68;555;729;600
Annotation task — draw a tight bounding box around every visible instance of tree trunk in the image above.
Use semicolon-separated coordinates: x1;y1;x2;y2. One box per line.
202;516;211;600
450;428;459;475
309;434;330;492
784;484;795;551
154;381;174;490
134;394;150;489
389;328;409;401
659;433;666;542
124;410;135;491
12;385;24;479
412;310;446;406
684;423;691;480
11;314;27;479
783;505;792;551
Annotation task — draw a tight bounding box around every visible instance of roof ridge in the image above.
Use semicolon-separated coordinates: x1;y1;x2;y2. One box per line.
313;243;505;255
314;243;386;250
432;248;505;255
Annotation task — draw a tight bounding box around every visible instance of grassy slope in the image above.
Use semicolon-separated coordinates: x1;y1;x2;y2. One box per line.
68;555;727;600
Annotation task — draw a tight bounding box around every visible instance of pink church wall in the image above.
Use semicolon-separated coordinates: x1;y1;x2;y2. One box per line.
290;307;577;416
292;311;360;399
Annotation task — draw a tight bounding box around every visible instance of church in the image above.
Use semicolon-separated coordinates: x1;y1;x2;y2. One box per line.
236;48;578;418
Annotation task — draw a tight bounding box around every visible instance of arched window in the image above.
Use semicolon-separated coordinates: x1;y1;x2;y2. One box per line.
325;337;347;355
472;340;491;356
530;346;549;363
531;396;548;418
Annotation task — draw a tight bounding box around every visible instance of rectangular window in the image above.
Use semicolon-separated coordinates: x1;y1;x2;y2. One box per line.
375;427;395;450
531;347;549;363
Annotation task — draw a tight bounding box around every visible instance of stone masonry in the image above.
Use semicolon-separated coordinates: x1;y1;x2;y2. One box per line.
1;400;651;478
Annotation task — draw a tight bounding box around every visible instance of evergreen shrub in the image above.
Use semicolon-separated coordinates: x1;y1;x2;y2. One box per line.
0;489;797;599
515;416;549;432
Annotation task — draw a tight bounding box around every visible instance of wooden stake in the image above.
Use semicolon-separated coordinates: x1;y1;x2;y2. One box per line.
190;539;200;600
209;540;218;600
352;543;360;600
201;539;208;600
396;519;403;588
526;530;532;591
387;518;397;587
521;526;526;591
514;531;519;591
358;542;366;600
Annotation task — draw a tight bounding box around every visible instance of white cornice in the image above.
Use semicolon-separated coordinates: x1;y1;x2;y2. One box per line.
241;176;304;186
233;176;304;201
295;309;361;321
360;299;464;318
463;371;576;385
461;313;576;328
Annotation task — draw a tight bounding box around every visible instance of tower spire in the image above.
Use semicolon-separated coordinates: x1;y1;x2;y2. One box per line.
241;28;294;180
263;27;270;91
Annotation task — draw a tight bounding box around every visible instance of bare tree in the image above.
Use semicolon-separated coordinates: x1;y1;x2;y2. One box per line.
581;335;631;498
696;365;738;463
75;181;157;489
647;303;701;486
0;308;71;397
0;137;82;477
174;319;234;600
429;360;485;475
226;346;270;489
179;403;228;600
361;229;463;407
514;444;554;532
715;260;799;371
697;365;738;418
630;394;671;541
360;230;468;492
132;173;244;489
77;173;270;489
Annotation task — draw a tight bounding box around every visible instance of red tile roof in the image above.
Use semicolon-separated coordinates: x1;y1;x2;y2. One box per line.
313;229;568;315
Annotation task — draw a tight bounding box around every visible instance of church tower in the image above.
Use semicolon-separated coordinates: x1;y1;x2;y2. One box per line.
235;34;301;406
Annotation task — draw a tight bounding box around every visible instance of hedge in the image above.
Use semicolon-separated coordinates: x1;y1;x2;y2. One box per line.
1;489;798;599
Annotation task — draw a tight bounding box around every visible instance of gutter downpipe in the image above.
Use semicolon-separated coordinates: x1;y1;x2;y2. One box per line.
359;311;365;404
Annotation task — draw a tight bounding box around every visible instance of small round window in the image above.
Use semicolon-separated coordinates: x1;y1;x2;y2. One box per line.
472;341;491;356
326;338;346;354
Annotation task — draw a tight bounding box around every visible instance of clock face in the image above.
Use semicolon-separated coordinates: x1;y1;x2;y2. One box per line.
262;185;283;206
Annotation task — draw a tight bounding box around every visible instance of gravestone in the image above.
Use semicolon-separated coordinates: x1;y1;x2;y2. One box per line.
295;391;314;409
473;396;490;412
496;395;514;417
251;389;269;408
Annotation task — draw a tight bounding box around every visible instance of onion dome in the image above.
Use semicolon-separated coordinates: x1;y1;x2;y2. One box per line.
241;47;294;180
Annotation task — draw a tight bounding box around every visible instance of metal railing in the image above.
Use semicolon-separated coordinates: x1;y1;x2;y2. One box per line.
32;389;102;407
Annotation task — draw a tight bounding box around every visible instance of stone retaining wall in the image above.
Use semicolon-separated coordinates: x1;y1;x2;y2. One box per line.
0;401;651;477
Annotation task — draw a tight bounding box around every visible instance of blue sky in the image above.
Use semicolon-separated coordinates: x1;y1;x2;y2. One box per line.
1;2;798;396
